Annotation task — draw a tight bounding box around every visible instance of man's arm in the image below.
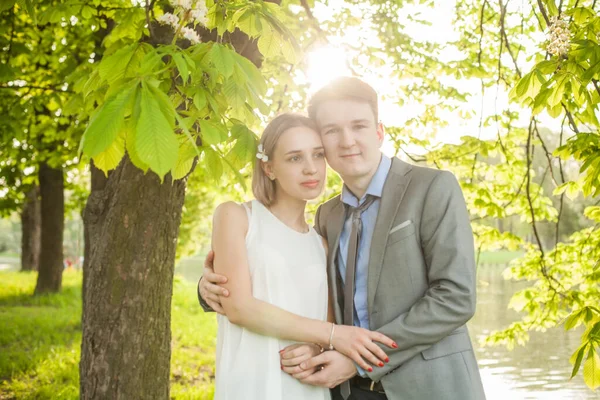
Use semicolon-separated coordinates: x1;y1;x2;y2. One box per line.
197;250;229;314
365;171;476;382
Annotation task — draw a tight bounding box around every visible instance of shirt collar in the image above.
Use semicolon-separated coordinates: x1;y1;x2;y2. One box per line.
341;154;392;207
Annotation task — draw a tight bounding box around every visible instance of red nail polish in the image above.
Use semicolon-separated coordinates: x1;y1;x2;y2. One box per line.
385;357;389;363
378;362;384;367
368;367;373;372
392;342;398;349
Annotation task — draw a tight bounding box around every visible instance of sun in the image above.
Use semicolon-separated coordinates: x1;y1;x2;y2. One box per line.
306;46;351;92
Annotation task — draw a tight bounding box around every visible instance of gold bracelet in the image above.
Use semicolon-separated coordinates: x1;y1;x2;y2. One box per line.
328;323;335;350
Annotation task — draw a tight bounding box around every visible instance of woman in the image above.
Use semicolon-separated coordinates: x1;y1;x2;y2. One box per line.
212;114;393;399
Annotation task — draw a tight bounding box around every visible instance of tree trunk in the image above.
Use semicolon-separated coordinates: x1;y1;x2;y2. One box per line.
21;185;41;271
79;156;186;400
34;163;64;294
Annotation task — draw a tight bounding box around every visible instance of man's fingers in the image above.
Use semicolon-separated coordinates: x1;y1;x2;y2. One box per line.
205;250;214;265
299;369;327;386
281;365;304;375
207;300;225;315
292;367;318;380
205;281;229;296
299;351;330;371
204;270;228;285
281;352;312;367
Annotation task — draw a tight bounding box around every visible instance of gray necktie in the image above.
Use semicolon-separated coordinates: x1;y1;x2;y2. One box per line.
341;194;376;400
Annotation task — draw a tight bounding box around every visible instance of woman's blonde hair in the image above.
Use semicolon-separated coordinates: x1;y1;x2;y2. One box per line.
252;113;318;206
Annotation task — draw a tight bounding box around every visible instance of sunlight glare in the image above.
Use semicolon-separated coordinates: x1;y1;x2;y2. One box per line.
306;47;351;92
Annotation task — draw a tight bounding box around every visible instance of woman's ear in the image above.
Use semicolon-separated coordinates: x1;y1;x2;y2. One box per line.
261;161;275;181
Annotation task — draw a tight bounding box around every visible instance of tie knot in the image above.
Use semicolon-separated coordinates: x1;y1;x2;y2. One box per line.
349;195;376;218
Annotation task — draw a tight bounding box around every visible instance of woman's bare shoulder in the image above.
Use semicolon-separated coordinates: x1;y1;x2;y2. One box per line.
213;201;249;229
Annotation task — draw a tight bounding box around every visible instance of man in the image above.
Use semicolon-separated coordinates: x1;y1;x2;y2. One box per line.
198;77;486;400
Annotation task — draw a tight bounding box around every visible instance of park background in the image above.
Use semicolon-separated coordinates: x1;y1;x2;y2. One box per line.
0;0;599;399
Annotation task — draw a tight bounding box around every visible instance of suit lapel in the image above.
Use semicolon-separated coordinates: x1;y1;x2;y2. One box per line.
367;158;412;316
326;200;346;323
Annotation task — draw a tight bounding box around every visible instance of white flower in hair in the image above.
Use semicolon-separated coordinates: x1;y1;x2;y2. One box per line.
256;144;269;162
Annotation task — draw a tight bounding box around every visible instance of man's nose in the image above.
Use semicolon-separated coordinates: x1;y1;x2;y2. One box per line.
339;128;355;148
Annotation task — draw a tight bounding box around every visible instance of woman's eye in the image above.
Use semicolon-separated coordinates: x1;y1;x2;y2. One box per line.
290;156;301;162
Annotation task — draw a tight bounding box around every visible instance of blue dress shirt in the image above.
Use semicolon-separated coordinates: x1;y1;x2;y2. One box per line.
337;154;392;375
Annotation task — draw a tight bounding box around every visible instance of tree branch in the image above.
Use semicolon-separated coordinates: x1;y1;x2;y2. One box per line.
499;0;522;77
536;0;551;25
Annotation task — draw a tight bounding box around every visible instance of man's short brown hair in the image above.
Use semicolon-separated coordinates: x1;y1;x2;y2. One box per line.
307;77;379;123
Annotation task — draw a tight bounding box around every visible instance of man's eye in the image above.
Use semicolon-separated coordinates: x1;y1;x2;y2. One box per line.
290;156;301;162
314;152;325;158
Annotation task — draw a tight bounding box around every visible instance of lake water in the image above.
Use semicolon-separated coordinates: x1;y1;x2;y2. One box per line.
177;258;598;400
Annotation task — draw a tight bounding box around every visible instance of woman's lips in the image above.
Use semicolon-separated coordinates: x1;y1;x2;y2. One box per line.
301;180;320;188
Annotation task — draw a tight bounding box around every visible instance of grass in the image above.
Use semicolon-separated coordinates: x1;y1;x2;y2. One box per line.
0;271;217;400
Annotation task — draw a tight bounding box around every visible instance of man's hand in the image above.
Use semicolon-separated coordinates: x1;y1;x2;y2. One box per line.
280;343;322;378
198;250;230;314
283;351;358;389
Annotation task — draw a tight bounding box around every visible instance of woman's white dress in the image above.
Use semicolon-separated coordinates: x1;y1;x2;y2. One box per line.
215;200;331;400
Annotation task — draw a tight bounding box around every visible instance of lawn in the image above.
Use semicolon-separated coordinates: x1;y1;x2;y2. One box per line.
0;271;217;400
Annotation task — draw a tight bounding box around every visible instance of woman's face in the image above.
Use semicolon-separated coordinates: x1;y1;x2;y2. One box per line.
266;126;326;202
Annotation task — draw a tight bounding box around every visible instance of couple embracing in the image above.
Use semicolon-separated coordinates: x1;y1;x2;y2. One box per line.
198;77;486;400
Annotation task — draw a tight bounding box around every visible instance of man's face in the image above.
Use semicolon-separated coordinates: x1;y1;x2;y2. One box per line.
314;99;384;182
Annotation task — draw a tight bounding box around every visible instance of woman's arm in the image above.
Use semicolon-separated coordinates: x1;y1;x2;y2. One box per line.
212;202;393;371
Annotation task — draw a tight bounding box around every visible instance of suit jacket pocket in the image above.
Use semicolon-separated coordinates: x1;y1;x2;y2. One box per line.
386;221;415;246
421;331;472;360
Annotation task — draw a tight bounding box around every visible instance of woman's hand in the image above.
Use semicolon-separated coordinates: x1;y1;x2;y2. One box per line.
331;325;396;371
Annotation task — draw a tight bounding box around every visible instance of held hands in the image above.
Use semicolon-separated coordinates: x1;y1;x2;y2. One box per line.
331;325;396;371
280;343;323;380
199;250;229;314
282;350;358;389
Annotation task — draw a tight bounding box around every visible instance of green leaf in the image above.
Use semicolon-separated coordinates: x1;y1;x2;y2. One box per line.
194;89;207;111
203;146;223;182
515;72;533;98
208;44;234;78
583;206;600;222
226;125;256;169
99;43;140;84
199;119;225;145
543;0;559;17
570;343;587;379
81;84;137;158
583;348;600;390
135;82;179;180
257;25;281;59
94;130;126;175
0;0;16;13
173;53;190;83
126;121;149;173
565;308;585;330
172;141;198;180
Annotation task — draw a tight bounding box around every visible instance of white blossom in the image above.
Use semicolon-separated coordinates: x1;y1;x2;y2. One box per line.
181;27;201;44
190;0;208;26
158;12;179;29
170;0;192;10
547;16;571;57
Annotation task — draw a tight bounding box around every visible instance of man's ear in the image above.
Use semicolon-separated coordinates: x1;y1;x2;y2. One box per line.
376;122;385;145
